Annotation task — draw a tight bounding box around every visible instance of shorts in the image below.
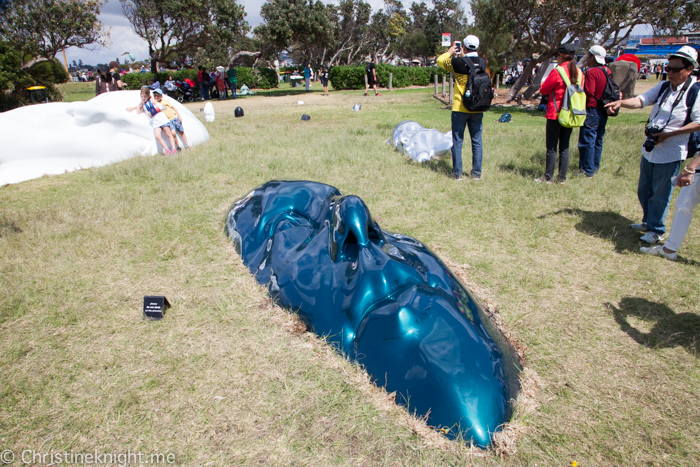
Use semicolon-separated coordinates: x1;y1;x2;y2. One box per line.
367;74;375;86
320;78;328;86
169;118;184;133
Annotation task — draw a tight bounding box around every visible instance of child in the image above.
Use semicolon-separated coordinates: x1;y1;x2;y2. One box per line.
153;89;189;151
319;65;329;96
125;87;177;155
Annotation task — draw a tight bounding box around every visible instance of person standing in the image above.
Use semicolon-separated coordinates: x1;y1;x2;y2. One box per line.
538;43;584;184
436;35;486;180
197;66;206;100
319;65;329;96
641;147;700;260
577;45;614;177
364;56;381;96
227;65;237;99
606;46;700;244
303;64;311;92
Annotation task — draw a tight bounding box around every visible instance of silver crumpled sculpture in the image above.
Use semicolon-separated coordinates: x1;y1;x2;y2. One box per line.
391;120;453;162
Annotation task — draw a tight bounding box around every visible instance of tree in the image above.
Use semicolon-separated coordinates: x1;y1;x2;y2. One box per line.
0;0;108;66
121;0;249;73
471;0;700;101
254;0;335;65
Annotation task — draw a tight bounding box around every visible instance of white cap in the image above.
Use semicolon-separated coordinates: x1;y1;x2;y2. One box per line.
463;35;480;51
588;45;606;65
669;45;698;68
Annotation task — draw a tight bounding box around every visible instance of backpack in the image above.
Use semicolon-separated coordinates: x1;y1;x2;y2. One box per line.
365;62;372;74
552;66;586;128
597;66;621;116
658;80;700;157
462;57;493;112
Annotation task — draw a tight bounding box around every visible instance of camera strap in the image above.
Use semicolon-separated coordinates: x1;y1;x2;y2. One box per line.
647;77;693;131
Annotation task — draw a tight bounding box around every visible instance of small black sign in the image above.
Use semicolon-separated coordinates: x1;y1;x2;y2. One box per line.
143;296;171;320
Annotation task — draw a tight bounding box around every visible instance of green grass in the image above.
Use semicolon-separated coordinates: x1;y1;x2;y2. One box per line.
59;81;97;102
1;88;699;466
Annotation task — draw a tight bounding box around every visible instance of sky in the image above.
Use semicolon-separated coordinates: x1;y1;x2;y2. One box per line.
60;0;390;66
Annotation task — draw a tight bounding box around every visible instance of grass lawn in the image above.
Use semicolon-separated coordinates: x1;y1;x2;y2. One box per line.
2;85;699;466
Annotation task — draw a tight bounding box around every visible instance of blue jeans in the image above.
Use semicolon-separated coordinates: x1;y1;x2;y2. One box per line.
451;111;484;178
577;106;608;176
637;157;680;234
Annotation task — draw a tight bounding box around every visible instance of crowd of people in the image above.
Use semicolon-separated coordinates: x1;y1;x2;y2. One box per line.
439;36;700;261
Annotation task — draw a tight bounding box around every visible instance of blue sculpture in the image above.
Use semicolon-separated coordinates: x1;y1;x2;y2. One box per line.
225;181;519;447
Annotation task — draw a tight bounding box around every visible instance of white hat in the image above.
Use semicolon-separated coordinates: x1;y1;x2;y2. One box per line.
588;45;606;65
463;35;480;51
669;45;698;68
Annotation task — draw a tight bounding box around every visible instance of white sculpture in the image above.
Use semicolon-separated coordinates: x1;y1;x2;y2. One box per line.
204;102;215;122
391;120;452;162
0;90;210;186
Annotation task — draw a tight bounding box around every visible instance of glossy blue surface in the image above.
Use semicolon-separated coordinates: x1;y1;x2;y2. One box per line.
225;181;519;447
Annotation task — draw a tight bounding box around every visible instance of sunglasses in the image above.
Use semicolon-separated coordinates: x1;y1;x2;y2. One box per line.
666;65;689;73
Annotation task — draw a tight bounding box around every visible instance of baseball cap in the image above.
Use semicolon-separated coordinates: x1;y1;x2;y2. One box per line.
152;88;163;95
588;45;606;65
669;45;698;68
557;44;577;55
464;35;480;51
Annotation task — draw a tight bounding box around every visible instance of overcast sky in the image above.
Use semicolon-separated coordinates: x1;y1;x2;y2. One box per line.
60;0;391;66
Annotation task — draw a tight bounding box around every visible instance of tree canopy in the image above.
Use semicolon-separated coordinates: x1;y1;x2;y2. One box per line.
0;0;108;64
121;0;249;72
471;0;700;100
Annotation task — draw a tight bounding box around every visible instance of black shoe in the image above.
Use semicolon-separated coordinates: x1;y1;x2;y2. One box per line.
177;147;183;152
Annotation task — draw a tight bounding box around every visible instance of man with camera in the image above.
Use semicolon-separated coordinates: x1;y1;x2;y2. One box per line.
437;35;488;181
606;46;700;244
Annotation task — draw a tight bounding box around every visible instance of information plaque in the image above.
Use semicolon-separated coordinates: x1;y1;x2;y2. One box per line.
143;296;170;320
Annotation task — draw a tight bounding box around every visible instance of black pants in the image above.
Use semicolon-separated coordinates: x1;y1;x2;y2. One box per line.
545;119;572;182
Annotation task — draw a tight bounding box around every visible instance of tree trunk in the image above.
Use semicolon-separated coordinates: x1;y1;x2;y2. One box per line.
522;57;551;99
505;59;538;101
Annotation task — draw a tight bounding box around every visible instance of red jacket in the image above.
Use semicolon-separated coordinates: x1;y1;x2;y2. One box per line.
583;66;611;108
540;64;584;120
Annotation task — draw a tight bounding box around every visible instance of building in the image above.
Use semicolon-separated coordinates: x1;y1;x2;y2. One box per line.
622;33;700;57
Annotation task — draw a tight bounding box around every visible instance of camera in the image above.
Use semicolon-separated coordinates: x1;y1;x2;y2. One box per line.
643;125;663;152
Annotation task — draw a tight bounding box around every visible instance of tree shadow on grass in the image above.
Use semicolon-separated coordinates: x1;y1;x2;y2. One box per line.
538;208;639;253
498;151;546;179
607;297;700;357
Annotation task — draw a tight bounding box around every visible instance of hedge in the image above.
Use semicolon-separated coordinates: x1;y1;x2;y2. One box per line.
120;67;280;90
328;65;449;90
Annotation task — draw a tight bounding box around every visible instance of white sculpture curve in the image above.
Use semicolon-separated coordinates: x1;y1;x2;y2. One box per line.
391;120;452;163
0;90;210;186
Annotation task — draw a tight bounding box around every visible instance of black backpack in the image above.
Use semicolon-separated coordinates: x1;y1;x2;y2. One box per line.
596;66;621;116
462;57;493;111
656;79;700;157
365;62;372;74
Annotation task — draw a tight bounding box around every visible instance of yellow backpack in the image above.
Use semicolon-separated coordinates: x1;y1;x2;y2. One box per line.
553;66;586;128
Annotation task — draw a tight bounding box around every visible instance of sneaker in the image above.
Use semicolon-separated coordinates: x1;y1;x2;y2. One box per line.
472;176;481;181
535;177;552;184
630;223;647;232
449;173;463;181
375;93;382;96
364;92;368;96
176;146;183;152
640;244;677;261
639;231;664;244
